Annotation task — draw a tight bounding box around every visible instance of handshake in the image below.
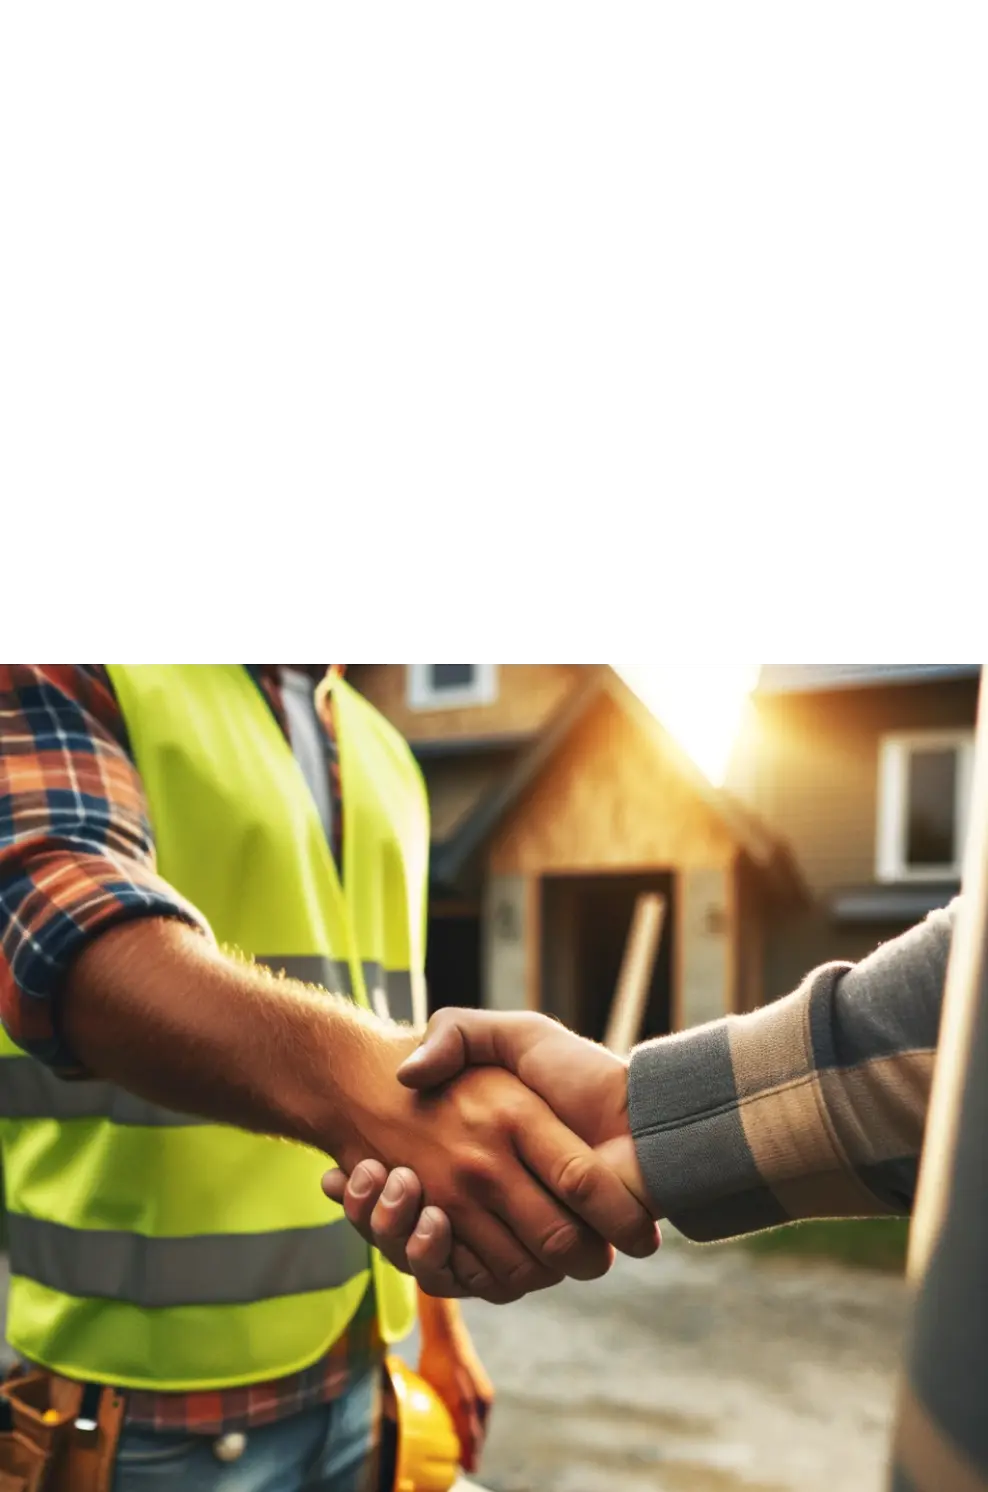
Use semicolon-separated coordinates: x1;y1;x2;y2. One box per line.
324;1009;661;1303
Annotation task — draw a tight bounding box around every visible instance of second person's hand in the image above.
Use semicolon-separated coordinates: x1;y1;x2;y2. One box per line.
327;1017;659;1303
323;1010;661;1296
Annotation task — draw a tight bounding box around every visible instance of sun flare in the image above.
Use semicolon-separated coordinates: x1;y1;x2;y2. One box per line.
616;663;758;785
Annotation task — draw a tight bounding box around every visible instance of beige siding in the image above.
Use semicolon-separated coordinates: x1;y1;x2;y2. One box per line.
348;664;585;744
734;858;765;1014
482;874;530;1012
679;866;733;1029
733;678;979;893
729;677;980;999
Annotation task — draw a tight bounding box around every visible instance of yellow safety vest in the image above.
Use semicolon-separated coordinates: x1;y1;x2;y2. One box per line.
0;665;422;1390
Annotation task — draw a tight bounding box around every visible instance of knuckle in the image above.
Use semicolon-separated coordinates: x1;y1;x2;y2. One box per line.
426;1008;455;1039
459;1259;498;1295
535;1216;582;1265
407;1237;448;1272
456;1150;501;1196
451;1254;496;1297
551;1151;599;1207
373;1211;413;1245
370;1201;410;1242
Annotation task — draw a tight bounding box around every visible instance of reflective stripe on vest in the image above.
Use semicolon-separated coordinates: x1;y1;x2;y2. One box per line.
6;1213;369;1308
268;955;419;1025
0;666;424;1388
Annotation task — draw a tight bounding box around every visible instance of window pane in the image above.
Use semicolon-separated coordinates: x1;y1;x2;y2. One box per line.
906;748;957;867
428;665;477;691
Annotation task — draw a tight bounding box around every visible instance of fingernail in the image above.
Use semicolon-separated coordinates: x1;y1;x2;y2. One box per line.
416;1210;436;1238
383;1173;405;1204
349;1166;373;1198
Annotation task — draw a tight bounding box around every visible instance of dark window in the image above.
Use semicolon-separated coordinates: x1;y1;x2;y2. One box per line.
428;665;477;692
905;748;957;868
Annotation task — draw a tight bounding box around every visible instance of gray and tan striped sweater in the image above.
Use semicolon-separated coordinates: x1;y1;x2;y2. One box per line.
629;898;988;1492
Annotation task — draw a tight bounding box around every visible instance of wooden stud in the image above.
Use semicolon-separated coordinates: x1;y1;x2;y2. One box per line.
603;894;666;1056
525;875;542;1011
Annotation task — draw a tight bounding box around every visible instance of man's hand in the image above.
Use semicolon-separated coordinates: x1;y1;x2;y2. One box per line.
323;1009;661;1295
400;1009;650;1202
326;1016;658;1303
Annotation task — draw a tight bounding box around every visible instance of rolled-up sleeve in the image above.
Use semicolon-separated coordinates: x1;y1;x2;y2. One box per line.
628;904;954;1242
0;664;209;1072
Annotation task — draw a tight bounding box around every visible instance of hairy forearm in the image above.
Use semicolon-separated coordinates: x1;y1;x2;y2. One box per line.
63;918;413;1157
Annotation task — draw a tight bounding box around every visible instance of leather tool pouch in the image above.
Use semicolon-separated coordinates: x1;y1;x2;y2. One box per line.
0;1372;125;1492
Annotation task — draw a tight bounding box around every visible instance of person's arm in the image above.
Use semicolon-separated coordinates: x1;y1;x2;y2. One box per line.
629;903;952;1240
324;903;955;1284
0;667;657;1298
63;916;406;1146
65;915;662;1295
0;664;403;1151
0;664;209;1072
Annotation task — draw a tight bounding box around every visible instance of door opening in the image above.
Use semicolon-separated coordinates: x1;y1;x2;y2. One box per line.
541;872;674;1041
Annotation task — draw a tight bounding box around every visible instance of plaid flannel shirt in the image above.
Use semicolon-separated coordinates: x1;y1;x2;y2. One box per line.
0;664;381;1435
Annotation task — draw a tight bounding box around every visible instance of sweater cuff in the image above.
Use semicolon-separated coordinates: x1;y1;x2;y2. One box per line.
628;970;890;1242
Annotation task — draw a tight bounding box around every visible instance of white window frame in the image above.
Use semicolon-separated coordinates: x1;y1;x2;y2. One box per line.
407;664;498;712
876;729;975;882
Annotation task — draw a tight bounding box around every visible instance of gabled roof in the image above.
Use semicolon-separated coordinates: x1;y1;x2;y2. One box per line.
756;664;980;696
432;666;802;899
410;732;534;761
430;666;610;886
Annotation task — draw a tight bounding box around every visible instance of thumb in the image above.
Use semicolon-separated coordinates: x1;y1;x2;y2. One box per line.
398;1009;543;1089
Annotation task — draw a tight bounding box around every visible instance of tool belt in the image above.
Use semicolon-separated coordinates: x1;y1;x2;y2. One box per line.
0;1370;125;1492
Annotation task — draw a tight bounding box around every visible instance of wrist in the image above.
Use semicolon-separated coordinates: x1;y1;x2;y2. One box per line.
599;1057;655;1216
302;1006;419;1164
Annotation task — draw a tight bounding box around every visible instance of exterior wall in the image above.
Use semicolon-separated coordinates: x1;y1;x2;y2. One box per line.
482;873;530;1012
729;677;980;999
734;857;765;1014
348;664;585;745
731;678;979;893
679;865;733;1029
489;693;737;876
487;692;741;1029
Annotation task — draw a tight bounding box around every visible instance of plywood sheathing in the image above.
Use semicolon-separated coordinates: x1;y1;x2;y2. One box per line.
488;691;738;877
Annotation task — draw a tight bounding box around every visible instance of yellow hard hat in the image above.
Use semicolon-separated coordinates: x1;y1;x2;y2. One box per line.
382;1355;461;1492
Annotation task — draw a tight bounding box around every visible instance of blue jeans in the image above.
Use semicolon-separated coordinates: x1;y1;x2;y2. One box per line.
111;1367;380;1492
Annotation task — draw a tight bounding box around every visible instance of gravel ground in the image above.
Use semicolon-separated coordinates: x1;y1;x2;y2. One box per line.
2;1235;910;1492
457;1232;910;1492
